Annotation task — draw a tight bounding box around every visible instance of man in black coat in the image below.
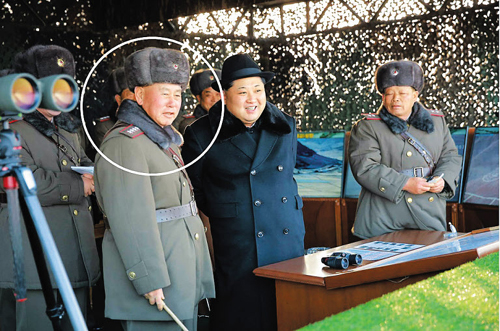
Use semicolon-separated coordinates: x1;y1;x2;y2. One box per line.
182;53;306;331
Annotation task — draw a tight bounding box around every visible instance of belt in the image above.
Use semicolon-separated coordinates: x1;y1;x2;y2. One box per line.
104;201;198;230
156;200;198;223
400;167;432;178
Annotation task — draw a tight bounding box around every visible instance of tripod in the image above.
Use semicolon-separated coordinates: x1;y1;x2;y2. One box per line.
1;119;87;331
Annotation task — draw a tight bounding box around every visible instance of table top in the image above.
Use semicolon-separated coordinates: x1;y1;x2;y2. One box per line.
254;229;499;290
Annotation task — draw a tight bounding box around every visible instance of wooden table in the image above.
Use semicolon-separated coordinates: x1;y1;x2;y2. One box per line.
254;229;499;331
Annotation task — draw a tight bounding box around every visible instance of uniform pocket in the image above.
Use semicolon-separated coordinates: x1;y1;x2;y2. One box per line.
210;202;238;218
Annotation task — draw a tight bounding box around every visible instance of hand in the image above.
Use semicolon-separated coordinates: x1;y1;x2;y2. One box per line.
428;177;445;193
81;175;94;197
144;288;166;311
403;177;432;195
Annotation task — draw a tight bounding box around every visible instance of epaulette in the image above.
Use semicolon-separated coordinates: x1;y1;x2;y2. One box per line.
93;116;111;126
428;109;444;117
183;114;195;119
361;113;381;120
119;125;144;139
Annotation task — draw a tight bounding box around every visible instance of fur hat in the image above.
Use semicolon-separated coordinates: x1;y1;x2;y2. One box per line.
12;45;75;78
375;60;424;94
212;53;275;92
109;67;128;95
125;47;190;91
189;68;221;96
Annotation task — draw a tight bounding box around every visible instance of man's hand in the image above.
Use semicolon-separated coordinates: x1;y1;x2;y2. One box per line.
144;288;166;311
81;174;94;196
428;176;445;193
403;177;432;194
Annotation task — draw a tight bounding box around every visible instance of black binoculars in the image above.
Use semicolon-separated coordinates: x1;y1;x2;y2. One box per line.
0;73;79;117
321;251;363;269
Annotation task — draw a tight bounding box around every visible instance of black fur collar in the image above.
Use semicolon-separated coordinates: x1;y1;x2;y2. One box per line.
23;111;81;137
116;99;183;149
193;104;208;119
378;102;434;134
207;100;291;141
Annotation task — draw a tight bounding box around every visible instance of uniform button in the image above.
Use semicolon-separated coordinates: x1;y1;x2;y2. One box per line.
61;159;68;166
250;170;257;176
88;206;92;211
380;187;386;192
407;198;413;203
428;197;434;202
128;271;136;280
194;233;200;240
61;195;69;201
73;210;78;216
406;151;413;157
277;165;284;172
282;197;288;203
204;226;208;233
257;231;264;238
254;200;262;207
283;228;289;235
182;182;186;187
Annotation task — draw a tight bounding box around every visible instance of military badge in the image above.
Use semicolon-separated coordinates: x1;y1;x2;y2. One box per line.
57;58;65;67
392;69;398;76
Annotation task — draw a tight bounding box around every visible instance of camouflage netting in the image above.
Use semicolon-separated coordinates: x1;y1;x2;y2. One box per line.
0;1;497;133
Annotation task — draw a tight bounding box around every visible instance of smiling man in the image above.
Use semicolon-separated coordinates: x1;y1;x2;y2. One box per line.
94;48;214;331
182;53;305;331
348;60;462;239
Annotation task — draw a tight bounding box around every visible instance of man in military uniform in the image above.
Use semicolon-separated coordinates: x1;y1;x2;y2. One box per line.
349;60;462;239
94;47;215;331
0;45;100;330
178;68;221;134
93;67;135;147
182;53;305;331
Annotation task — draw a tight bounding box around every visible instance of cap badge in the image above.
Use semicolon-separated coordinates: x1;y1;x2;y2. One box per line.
57;58;65;67
209;75;214;80
173;64;178;70
392;69;398;76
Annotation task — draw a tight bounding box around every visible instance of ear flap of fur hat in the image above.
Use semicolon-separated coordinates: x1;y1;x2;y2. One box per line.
12;45;76;78
125;47;190;92
375;60;424;94
189;68;222;96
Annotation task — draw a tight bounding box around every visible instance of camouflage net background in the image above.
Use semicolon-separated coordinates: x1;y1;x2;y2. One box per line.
1;0;497;132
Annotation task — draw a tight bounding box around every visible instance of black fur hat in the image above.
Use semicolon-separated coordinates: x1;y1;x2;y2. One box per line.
375;60;424;94
12;45;75;78
125;47;190;92
109;67;128;95
212;53;275;92
189;68;221;96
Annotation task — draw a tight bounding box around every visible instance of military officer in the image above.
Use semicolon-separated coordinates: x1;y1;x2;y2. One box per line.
0;45;100;330
349;60;462;239
177;68;221;135
182;53;306;331
94;47;215;331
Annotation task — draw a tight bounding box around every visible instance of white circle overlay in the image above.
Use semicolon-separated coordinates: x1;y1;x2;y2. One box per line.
80;36;224;176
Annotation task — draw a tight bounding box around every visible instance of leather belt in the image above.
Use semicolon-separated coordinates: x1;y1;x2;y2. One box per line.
156;200;198;223
400;167;432;178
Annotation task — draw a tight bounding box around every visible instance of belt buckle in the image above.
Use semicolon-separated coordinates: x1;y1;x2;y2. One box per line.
189;200;198;216
413;167;424;177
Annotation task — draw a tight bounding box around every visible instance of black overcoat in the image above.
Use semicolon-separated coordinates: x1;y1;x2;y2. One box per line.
182;100;305;331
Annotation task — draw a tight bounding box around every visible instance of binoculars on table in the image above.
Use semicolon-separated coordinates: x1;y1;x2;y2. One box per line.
321;252;363;269
0;73;79;117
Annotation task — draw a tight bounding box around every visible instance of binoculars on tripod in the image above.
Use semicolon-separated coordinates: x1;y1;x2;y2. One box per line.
0;73;79;116
321;251;363;269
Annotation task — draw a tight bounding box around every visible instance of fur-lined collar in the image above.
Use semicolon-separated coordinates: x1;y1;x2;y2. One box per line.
378;102;434;134
208;100;291;141
193;104;208;119
116;99;183;149
23;111;81;137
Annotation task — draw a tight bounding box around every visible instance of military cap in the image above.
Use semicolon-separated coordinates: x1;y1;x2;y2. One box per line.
125;47;190;92
189;68;221;96
12;45;76;78
109;67;128;95
212;53;275;92
375;60;424;94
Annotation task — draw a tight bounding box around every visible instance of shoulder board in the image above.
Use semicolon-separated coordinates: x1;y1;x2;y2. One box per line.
119;125;144;139
97;116;111;122
9;119;21;124
361;113;381;120
428;109;444;117
183;114;195;119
